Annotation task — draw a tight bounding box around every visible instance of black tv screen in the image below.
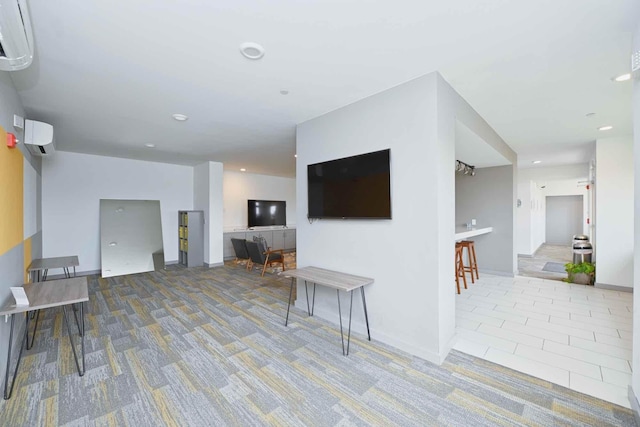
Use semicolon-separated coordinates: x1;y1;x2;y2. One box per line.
307;149;391;219
248;200;287;227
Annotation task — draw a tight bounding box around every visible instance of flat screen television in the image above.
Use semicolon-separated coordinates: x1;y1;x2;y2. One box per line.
248;200;287;227
307;149;391;219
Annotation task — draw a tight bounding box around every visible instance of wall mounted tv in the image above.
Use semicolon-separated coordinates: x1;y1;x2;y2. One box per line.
248;200;287;227
307;149;391;219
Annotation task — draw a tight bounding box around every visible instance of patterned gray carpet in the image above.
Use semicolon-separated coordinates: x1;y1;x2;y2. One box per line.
0;264;635;426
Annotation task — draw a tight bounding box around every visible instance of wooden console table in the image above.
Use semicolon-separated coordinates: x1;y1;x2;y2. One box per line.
280;266;373;355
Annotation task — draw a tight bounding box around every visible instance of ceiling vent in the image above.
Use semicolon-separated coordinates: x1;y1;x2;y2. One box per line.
0;0;35;71
24;119;54;156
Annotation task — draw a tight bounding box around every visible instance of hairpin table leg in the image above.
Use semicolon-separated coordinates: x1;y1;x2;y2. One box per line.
3;313;28;400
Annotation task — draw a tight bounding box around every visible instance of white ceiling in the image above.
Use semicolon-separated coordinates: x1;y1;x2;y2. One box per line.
10;0;639;177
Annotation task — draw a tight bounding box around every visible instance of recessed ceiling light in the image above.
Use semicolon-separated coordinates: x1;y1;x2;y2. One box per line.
145;143;155;148
613;73;631;82
280;90;289;95
532;160;541;164
240;168;246;172
598;125;613;131
240;42;265;60
172;113;188;121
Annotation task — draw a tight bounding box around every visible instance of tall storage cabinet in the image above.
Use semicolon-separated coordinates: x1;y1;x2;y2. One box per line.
178;210;204;267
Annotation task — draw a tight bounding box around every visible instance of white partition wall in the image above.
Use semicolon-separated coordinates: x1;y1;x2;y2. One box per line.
595;137;633;289
632;15;640;412
296;72;515;364
194;161;224;266
297;73;443;362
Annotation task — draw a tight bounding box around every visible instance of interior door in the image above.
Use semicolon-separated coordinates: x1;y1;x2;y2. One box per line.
545;195;583;245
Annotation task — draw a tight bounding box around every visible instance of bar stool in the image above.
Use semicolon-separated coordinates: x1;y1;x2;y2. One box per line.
459;240;479;283
455;243;467;294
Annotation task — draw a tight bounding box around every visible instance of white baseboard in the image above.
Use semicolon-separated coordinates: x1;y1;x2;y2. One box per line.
628;386;640;425
595;282;633;293
293;299;446;365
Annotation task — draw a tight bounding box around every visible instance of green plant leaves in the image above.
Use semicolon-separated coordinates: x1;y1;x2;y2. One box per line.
564;262;595;285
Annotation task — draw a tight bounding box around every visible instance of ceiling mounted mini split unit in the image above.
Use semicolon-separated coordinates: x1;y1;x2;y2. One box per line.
24;119;54;156
0;0;35;71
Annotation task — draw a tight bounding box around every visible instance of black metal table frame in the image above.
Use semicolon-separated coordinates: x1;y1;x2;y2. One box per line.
285;278;371;356
3;302;85;400
31;265;76;283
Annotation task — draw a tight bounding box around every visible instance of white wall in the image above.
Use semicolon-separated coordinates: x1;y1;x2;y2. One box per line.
42;152;193;272
440;75;517;347
223;171;296;230
531;182;545;253
194;161;224;266
519;164;590;182
297;73;440;362
516;180;545;255
632;15;640;408
194;163;210;261
595;137;633;288
210;164;224;264
296;72;515;364
516;179;532;254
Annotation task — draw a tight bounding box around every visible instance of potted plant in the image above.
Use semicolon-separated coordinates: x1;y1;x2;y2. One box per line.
564;262;595;285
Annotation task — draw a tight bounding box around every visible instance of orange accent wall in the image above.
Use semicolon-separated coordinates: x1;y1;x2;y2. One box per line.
0;125;24;256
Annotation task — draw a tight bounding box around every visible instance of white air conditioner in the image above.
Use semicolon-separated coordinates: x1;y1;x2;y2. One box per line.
0;0;35;71
24;119;54;156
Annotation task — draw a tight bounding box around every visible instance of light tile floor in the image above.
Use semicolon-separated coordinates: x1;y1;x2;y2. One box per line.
453;274;633;408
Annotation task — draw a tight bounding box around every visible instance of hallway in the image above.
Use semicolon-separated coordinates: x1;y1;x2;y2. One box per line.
518;244;572;281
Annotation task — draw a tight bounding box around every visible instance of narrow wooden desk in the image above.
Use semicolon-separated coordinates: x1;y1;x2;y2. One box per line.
279;266;373;355
0;277;88;400
28;255;79;282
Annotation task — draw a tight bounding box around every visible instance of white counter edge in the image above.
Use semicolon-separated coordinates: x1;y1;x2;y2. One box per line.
455;226;493;241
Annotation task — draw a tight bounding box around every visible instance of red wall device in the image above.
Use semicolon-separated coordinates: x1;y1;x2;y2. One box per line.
6;133;17;148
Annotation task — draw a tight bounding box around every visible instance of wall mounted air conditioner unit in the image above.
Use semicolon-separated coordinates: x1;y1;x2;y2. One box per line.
24;119;54;156
0;0;35;71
